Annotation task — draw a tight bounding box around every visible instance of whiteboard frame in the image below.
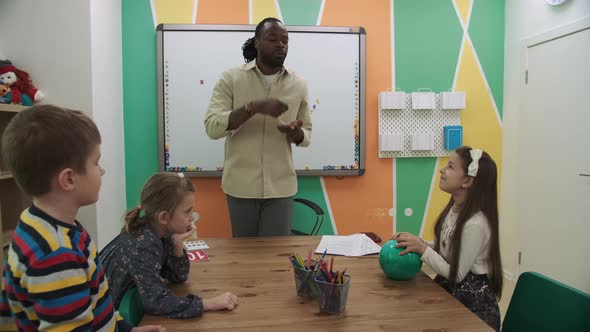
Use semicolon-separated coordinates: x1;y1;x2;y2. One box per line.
156;24;366;177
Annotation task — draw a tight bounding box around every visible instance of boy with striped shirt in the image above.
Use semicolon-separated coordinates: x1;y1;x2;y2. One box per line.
0;105;163;331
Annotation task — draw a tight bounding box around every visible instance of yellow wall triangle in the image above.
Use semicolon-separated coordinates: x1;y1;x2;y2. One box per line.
153;0;195;24
252;0;281;24
454;0;472;27
422;157;450;241
422;37;503;241
456;39;503;167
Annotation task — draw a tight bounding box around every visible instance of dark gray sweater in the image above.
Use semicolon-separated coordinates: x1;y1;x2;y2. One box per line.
99;225;203;318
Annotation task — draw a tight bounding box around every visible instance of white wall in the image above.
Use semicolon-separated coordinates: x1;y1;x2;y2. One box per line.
0;0;96;239
0;1;94;111
0;0;126;249
90;0;126;249
501;0;590;280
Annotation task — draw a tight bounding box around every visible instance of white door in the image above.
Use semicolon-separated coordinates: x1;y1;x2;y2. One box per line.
517;19;590;293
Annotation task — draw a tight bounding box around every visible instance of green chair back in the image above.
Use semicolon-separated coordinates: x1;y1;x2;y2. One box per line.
502;272;590;332
118;286;143;327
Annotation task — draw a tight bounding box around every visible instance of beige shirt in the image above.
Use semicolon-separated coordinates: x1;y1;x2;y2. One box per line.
421;211;491;283
204;60;312;199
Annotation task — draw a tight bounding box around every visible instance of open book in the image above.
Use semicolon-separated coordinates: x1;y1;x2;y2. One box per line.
314;233;382;257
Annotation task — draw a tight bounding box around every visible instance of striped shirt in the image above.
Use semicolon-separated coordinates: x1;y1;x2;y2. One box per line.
0;205;130;331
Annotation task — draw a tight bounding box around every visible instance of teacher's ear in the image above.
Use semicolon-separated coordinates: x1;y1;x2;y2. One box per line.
254;37;260;51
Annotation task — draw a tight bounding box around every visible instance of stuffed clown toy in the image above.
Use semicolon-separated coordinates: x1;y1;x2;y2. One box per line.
0;60;44;106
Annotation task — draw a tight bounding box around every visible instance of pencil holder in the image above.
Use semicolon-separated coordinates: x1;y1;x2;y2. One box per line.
293;259;319;299
315;274;351;314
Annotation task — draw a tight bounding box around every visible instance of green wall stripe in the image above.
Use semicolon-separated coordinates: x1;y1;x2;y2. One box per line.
394;0;463;92
395;158;437;235
122;0;158;208
468;0;505;119
393;0;462;235
279;1;334;235
294;178;334;235
278;0;323;26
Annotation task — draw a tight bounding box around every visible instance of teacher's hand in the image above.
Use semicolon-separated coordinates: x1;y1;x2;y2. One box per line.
278;120;304;143
254;98;288;117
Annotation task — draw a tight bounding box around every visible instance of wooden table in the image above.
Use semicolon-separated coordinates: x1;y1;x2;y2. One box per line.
141;237;492;331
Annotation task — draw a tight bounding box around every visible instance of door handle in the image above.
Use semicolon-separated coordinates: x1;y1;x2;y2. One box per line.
580;173;590;177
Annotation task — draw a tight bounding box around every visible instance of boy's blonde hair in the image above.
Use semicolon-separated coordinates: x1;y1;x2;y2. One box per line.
1;105;101;196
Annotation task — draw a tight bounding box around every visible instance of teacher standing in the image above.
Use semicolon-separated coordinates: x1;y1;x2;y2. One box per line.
204;17;312;237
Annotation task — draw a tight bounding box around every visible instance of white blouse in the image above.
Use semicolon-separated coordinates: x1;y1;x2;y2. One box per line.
421;210;491;283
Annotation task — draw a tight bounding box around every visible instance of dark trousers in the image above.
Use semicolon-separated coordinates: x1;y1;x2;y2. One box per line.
226;195;293;237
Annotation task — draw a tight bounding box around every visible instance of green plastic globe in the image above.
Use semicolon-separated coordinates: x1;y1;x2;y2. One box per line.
379;239;423;281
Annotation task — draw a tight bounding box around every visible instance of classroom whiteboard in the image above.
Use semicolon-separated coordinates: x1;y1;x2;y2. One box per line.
156;25;366;177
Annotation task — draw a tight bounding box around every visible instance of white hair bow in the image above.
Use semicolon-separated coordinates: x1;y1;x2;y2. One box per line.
467;149;483;177
178;172;185;178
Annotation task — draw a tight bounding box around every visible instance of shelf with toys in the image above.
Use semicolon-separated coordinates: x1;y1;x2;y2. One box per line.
0;106;31;250
0;107;32;275
0;59;42;273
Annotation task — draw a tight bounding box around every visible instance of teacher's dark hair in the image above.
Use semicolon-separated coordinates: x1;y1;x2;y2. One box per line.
242;17;283;63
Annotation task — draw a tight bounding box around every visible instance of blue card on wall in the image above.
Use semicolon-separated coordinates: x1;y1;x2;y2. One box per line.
444;126;463;150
